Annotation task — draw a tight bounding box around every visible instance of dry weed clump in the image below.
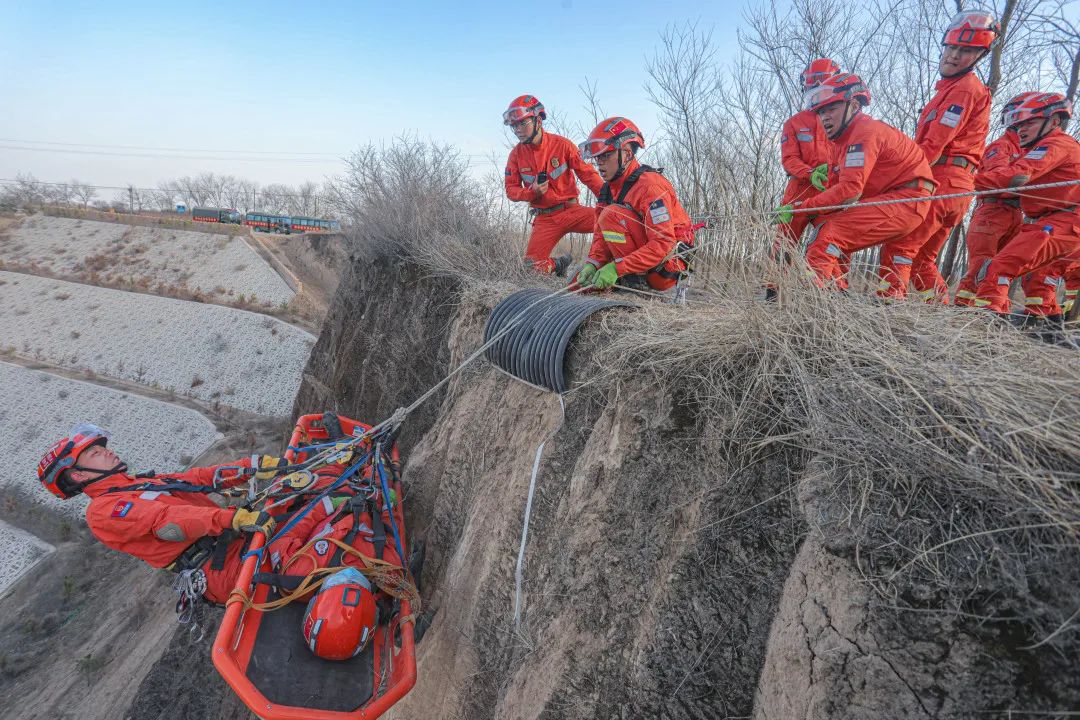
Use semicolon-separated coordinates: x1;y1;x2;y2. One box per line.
325;137;531;285
596;259;1080;649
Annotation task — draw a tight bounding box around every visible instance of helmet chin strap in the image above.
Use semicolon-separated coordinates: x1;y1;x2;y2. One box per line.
830;103;860;140
71;461;128;491
522;118;542;145
1021;118;1055;148
610;147;629;183
940;50;987;79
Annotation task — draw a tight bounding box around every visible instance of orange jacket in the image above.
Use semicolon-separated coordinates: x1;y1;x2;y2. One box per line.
976;129;1022;201
914;73;991;166
587;159;691;276
780;110;833;179
975;128;1080;218
83;459;255;569
505;131;603;209
800;112;934;215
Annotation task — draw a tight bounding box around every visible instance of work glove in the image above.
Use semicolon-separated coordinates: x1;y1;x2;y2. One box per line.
573;263;597;286
253;455;284;481
591;262;619;290
772;204;794;225
809;163;829;191
232;508;276;535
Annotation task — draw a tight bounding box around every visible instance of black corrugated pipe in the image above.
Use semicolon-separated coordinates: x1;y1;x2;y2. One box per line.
483;288;634;393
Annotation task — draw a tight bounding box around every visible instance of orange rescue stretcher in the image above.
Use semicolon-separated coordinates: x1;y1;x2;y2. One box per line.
212;413;417;720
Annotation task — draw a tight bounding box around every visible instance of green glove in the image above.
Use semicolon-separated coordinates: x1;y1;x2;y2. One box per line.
591;262;619;290
773;204;794;225
573;264;596;286
809;163;829;191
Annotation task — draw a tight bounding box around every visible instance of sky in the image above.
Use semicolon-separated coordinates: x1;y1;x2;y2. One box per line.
0;0;742;194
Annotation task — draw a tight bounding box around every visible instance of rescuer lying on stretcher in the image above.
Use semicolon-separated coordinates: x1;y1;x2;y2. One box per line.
37;423;404;658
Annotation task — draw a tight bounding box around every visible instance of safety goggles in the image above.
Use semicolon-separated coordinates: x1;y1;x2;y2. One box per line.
502;107;536;126
581;141;618;163
803;85;842;111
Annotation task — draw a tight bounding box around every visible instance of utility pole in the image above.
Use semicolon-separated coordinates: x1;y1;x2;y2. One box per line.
128;185;134;214
252;188;257;212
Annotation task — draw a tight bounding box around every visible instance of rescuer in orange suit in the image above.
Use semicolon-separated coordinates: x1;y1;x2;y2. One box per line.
776;59;840;249
954;100;1026;306
36;424;400;606
882;11;998;302
776;74;936;292
503;95;604;276
973;93;1080;324
571;117;694;293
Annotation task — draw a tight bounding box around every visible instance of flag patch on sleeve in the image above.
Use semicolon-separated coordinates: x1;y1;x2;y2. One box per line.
844;144;865;167
505;167;512;176
1025;146;1049;160
648;199;671;224
940;104;964;128
985;148;998;159
111;501;133;518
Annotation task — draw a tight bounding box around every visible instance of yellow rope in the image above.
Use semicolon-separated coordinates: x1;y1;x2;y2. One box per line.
226;536;421;618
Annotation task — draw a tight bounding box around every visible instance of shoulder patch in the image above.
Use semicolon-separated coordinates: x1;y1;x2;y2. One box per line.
781;134;789;144
1025;146;1049;161
845;144;865;168
648;198;671;224
111;501;133;519
984;148;998;159
505;167;512;176
940;104;964;128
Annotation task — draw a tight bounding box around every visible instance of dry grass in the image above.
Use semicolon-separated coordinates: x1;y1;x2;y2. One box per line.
595;258;1080;649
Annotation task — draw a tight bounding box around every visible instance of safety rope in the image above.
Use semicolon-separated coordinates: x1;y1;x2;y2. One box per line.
514;394;565;629
227;536;420;620
694;177;1080;221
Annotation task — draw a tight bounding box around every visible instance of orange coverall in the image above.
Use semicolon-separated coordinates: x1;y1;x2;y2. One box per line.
777;110;833;248
954;129;1023;306
890;73;991;302
973;129;1080;313
84;459;399;604
799;112;935;292
505;132;604;272
587;159;692;291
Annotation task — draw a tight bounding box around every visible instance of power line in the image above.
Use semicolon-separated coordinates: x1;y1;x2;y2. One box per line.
0;144;342;164
0;137;494;162
0;138;344;156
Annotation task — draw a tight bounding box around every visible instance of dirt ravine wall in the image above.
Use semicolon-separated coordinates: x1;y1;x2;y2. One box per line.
296;256;1079;719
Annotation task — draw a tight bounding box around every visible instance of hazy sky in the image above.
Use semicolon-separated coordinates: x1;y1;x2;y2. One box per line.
0;0;741;192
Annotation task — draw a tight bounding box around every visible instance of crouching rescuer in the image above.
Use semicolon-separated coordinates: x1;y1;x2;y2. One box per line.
503;95;604;276
780;74;936;293
35;421;410;659
572;116;695;296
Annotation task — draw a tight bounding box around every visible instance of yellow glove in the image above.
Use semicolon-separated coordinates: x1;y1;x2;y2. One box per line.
232;509;275;535
253;455;283;481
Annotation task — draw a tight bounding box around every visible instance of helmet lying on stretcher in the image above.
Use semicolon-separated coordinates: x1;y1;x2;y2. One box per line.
302;568;380;661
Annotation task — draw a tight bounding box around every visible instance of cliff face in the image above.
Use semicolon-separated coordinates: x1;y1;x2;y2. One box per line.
297;256;1079;718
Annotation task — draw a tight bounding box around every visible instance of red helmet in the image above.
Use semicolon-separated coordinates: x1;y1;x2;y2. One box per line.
1003;92;1073;128
302;568;379;661
942;10;1000;50
37;423;109;499
502;95;546;126
579;117;646;159
801;59;841;90
803;73;871;112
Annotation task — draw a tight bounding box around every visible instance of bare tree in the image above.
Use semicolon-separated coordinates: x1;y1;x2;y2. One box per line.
71;180;96;209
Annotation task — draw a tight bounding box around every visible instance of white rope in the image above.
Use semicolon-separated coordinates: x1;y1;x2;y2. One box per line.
694;177;1080;221
514;394;565;629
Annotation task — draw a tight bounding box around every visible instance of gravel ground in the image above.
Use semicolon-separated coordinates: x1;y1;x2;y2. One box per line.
0;361;221;523
0;216;294;306
0;272;315;415
0;519;54;599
